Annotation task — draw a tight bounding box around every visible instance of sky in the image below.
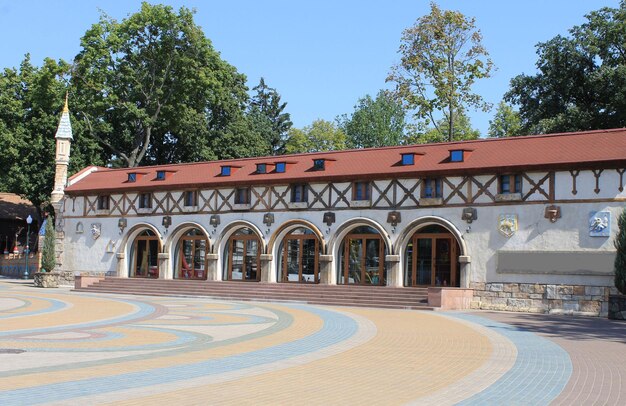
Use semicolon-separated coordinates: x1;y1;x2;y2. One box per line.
0;0;621;137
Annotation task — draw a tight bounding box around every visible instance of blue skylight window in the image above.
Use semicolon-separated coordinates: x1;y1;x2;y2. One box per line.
313;159;325;170
450;150;464;162
156;171;166;180
128;173;137;182
275;162;286;173
401;154;414;165
256;163;267;174
220;166;231;176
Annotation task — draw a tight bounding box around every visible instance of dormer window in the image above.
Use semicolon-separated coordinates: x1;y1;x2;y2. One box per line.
401;153;414;165
220;166;231;176
275;162;286;173
313;159;325;171
156;171;166;181
256;163;267;174
128;173;137;182
450;150;464;162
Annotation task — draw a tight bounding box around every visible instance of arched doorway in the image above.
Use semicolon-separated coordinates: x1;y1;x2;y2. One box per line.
131;230;160;278
277;227;320;283
339;226;387;285
174;228;209;280
225;228;261;281
404;224;460;287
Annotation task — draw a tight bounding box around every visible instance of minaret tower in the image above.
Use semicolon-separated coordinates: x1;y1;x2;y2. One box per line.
51;93;73;205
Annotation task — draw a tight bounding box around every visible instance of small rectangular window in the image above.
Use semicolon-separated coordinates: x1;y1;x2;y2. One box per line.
256;163;267;174
128;173;137;182
275;162;286;173
97;195;110;210
156;171;166;180
139;193;152;209
401;154;414;165
450;150;464;162
184;191;197;207
220;166;231;176
352;181;371;201
291;184;308;203
422;179;442;198
313;159;325;170
235;187;250;204
500;174;522;194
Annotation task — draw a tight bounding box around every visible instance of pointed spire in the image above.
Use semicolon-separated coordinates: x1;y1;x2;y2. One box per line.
55;93;73;140
62;91;69;113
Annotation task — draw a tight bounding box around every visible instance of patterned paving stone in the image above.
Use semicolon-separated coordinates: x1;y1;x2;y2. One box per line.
0;281;619;405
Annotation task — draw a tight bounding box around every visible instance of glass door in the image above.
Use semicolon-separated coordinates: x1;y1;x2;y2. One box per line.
132;231;160;278
228;233;260;281
407;231;458;287
342;234;385;285
177;230;208;280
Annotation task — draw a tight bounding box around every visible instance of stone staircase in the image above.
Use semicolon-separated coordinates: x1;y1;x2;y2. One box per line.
74;278;432;310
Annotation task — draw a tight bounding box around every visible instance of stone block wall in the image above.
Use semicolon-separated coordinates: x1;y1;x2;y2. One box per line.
470;282;617;317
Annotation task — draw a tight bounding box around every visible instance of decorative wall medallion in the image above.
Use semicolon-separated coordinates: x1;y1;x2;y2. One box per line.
498;214;518;237
589;211;610;237
90;223;101;240
75;222;84;234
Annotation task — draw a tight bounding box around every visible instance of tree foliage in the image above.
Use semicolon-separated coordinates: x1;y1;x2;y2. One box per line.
285;120;346;154
41;216;56;272
505;1;626;134
387;2;493;142
488;101;522;137
71;2;250;167
615;208;626;295
248;78;292;155
339;90;407;148
407;108;479;144
0;56;103;207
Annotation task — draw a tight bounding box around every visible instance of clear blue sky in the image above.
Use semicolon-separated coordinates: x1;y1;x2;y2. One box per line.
0;0;620;136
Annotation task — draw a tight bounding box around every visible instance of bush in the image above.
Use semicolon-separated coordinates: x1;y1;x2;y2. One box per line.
41;217;56;272
615;208;626;295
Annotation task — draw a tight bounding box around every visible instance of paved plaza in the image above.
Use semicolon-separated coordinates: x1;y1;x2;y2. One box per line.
0;280;624;405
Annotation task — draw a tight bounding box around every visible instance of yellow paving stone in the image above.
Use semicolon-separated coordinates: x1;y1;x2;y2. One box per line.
109;308;493;406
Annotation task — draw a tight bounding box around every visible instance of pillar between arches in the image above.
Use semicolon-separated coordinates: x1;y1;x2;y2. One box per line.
116;252;126;278
319;255;333;285
385;255;401;287
157;253;169;279
260;254;273;282
206;253;219;281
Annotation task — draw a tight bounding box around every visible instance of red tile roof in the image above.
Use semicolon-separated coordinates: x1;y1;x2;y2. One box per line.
65;128;626;194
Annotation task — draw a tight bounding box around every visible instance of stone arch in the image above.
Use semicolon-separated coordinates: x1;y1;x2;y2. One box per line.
215;220;266;281
117;222;163;278
163;222;211;280
268;219;326;283
396;215;470;288
328;217;392;285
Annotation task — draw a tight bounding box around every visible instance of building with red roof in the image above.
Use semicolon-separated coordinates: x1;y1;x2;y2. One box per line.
53;103;625;316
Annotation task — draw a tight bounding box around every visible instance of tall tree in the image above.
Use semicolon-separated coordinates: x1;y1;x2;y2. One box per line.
71;2;250;167
0;56;103;207
407;108;479;144
505;2;626;134
248;78;292;155
387;2;493;142
488;101;522;137
339;90;407;148
285;120;346;154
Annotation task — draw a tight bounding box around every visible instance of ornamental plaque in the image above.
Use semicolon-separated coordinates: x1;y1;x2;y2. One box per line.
498;214;518;238
589;211;610;237
90;223;101;240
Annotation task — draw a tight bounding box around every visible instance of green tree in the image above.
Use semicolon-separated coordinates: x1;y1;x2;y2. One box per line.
285;120;346;154
407;108;479;144
0;56;103;207
615;208;626;294
339;90;407;148
387;2;493;142
488;101;522;137
71;2;250;167
505;2;626;134
248;78;292;155
41;216;56;272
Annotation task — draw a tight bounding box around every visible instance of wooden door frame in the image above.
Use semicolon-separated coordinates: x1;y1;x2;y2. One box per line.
342;233;385;285
281;234;320;283
408;232;458;287
228;234;261;282
177;234;209;280
132;234;160;278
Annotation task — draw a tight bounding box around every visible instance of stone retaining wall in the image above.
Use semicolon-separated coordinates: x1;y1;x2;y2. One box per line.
470;282;617;317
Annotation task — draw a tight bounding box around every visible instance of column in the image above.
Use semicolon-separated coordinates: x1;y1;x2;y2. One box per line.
385;254;401;287
319;255;334;285
260;254;273;282
206;253;219;281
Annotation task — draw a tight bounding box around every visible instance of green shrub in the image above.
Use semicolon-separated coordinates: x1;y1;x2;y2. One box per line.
41;217;56;272
615;208;626;295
